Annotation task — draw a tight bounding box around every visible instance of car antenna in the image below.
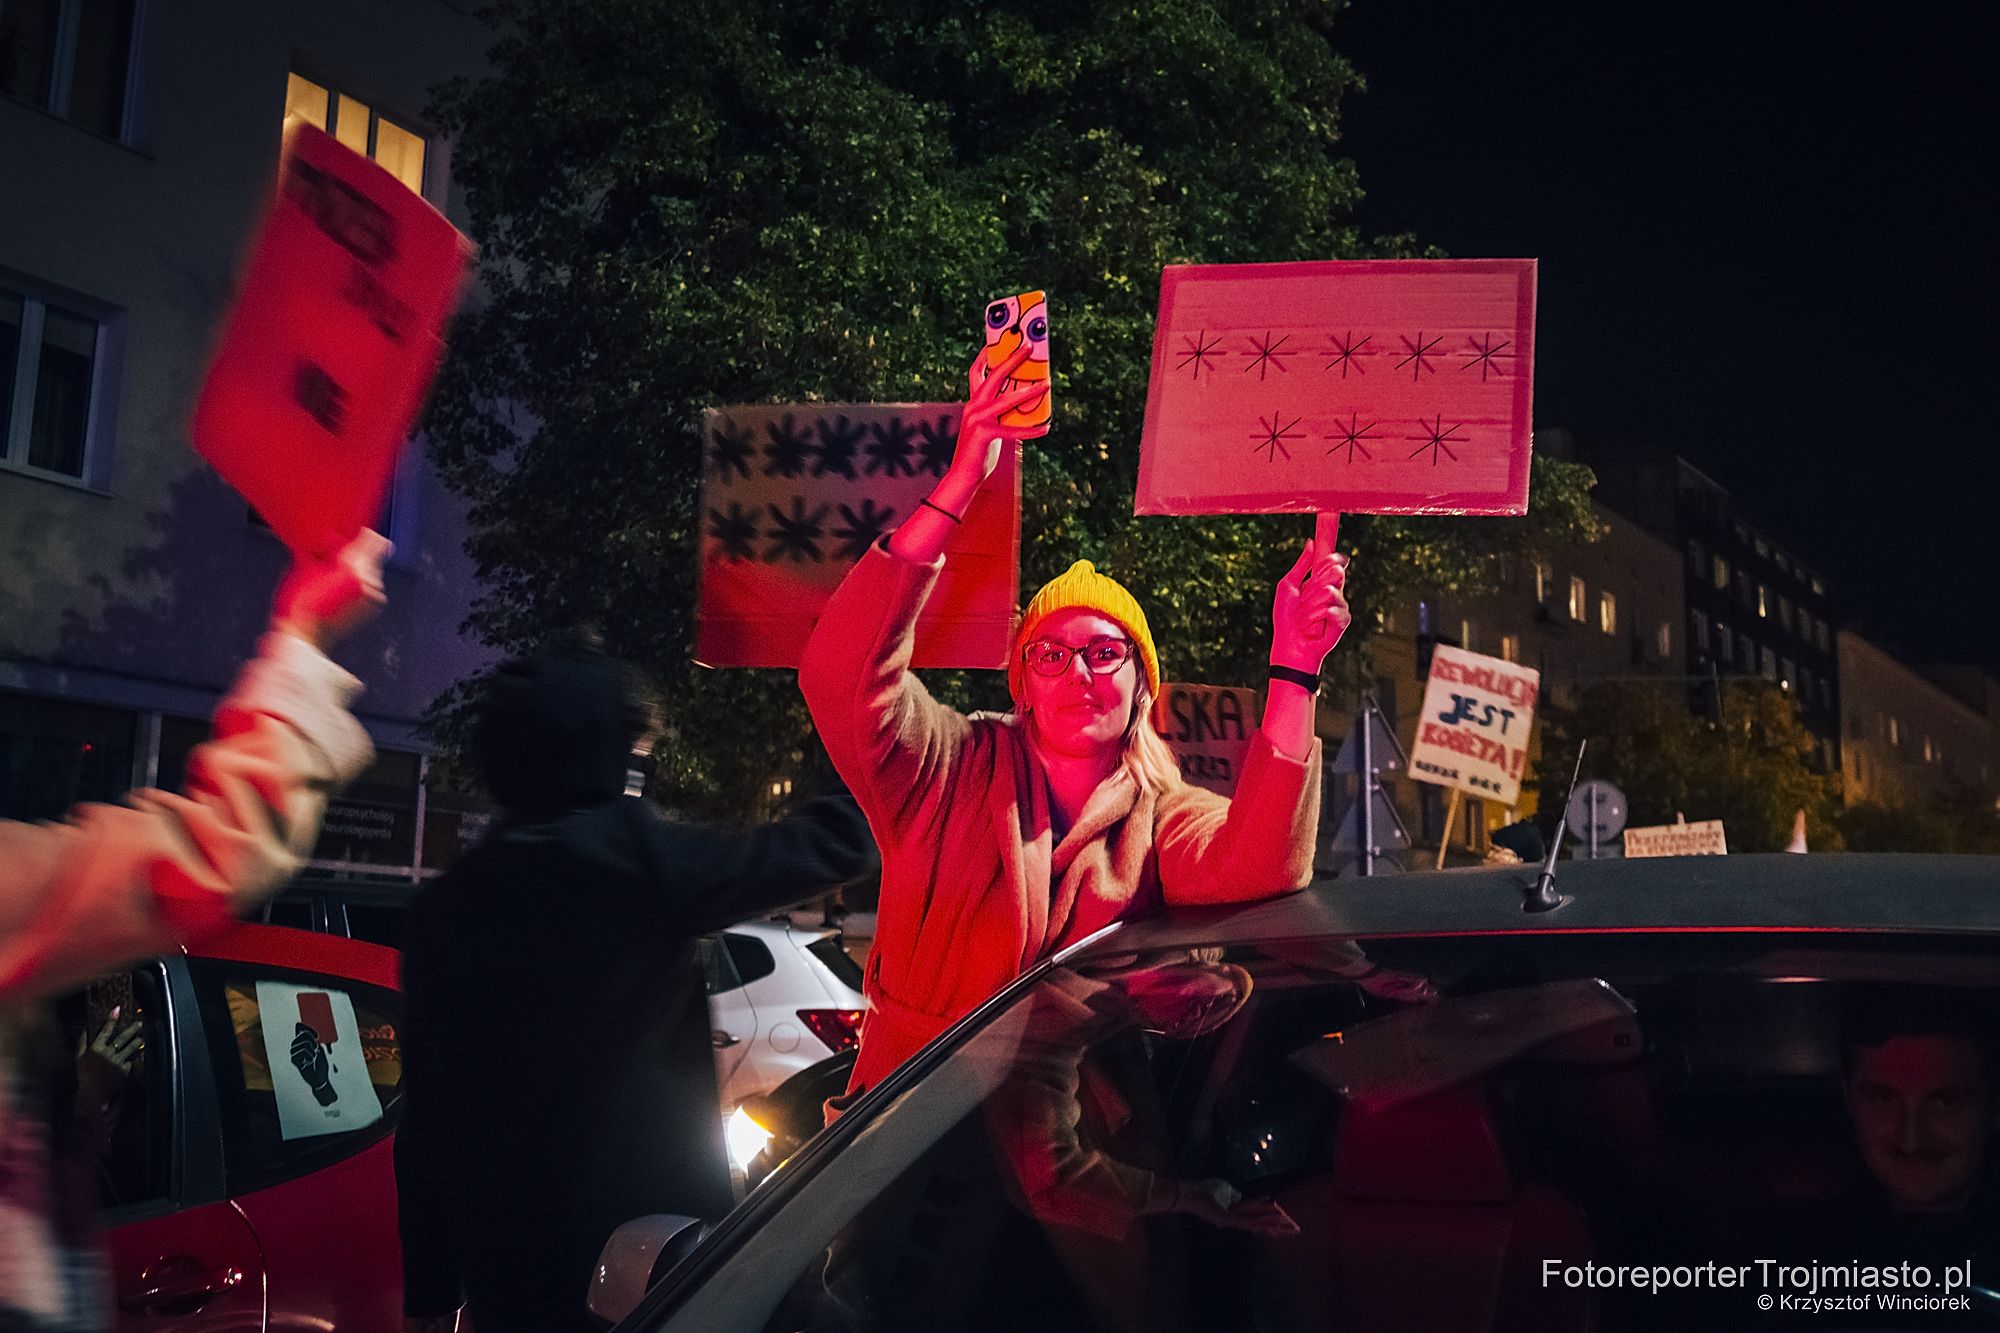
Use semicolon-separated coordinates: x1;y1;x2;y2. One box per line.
1524;739;1586;913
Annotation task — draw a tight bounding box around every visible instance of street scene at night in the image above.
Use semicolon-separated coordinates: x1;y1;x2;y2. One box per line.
2;1;1997;1330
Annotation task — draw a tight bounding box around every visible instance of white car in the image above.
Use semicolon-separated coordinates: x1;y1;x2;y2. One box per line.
698;919;868;1109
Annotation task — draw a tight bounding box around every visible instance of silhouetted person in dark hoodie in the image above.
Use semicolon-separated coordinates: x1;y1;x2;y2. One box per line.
395;651;875;1333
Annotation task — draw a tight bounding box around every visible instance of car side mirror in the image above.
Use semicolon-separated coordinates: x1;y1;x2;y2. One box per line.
586;1213;706;1327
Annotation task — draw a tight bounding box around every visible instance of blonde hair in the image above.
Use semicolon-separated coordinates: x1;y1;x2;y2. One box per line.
1121;680;1184;794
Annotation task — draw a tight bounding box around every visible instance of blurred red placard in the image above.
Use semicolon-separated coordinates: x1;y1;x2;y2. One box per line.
1135;259;1536;517
192;121;473;556
695;404;1020;668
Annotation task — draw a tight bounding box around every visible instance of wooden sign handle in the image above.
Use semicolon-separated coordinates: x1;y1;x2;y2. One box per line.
1314;511;1340;560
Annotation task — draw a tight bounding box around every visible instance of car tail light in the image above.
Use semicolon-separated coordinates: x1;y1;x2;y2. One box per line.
797;1008;865;1052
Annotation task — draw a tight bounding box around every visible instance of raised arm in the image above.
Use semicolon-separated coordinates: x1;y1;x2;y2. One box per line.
0;531;387;1001
669;792;880;935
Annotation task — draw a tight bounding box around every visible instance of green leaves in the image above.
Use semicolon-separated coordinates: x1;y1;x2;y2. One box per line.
423;0;1600;819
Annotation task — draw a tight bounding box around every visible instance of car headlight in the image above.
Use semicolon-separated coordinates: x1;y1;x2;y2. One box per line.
725;1104;773;1172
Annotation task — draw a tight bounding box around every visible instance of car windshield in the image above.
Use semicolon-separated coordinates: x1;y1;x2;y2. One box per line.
653;928;2000;1333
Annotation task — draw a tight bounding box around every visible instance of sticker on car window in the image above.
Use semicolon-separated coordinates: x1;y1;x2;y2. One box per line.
255;980;384;1139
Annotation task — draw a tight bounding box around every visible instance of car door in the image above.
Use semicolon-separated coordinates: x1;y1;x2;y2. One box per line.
699;934;761;1098
183;955;406;1333
102;960;267;1329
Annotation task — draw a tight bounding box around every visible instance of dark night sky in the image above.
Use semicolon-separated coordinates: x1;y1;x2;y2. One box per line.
1328;0;1998;672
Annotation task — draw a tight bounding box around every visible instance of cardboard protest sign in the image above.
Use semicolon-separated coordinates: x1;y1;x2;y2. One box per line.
1135;259;1536;517
695;404;1021;668
1149;683;1261;796
1409;643;1540;806
1623;820;1728;858
192;121;473;556
255;980;383;1141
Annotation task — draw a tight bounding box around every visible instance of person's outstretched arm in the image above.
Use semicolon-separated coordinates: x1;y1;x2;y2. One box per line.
672;791;880;934
0;531;388;1001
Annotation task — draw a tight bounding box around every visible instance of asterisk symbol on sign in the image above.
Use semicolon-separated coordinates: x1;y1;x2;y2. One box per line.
1242;331;1295;381
1406;415;1467;465
1176;330;1222;381
1395;332;1443;381
812;415;865;480
1325;331;1372;378
832;499;899;559
916;413;958;477
765;497;831;563
1460;333;1513;382
863;416;917;478
763;413;814;478
705;501;760;562
1251;412;1304;462
708;417;756;481
1325;413;1383;463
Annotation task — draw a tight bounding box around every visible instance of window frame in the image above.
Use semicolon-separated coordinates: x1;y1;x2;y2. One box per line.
282;68;438;206
0;0;144;142
1566;575;1587;623
0;274;121;490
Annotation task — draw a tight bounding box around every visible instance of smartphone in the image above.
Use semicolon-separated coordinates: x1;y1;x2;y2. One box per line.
297;991;338;1047
980;290;1051;437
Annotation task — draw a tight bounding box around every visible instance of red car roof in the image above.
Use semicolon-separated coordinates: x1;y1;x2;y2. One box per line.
183;921;401;991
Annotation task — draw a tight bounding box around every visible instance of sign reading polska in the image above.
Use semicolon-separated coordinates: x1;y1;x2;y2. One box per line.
1150;683;1260;797
1623;820;1728;858
1409;644;1539;806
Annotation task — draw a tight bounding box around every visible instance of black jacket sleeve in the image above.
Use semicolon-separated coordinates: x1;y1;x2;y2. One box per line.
657;792;878;934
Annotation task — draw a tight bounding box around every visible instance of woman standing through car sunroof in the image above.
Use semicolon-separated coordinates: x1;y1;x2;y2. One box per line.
799;340;1353;1117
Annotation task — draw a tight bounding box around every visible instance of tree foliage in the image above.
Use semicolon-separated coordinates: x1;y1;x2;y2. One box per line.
1532;680;1844;854
424;0;1601;819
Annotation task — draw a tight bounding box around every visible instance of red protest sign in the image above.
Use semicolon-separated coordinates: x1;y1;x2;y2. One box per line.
1135;259;1536;517
192;121;473;556
695;405;1021;668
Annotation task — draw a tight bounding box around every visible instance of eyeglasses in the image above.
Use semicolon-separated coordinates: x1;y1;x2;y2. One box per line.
1022;636;1136;678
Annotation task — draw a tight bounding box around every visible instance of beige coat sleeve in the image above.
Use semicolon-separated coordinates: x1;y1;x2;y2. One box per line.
0;633;373;1001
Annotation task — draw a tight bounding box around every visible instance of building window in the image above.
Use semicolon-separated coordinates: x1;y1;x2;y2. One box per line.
283;72;428;196
1816;621;1829;652
1712;555;1730;591
0;0;138;140
2;287;107;481
1820;679;1832;709
1754;536;1769;558
1568;576;1587;623
1778;595;1793;633
1687;538;1705;578
1811;576;1825;596
1755;583;1769;618
1740;634;1756;673
1780;656;1795;690
1499;634;1520;664
1656;620;1672;660
1498;552;1516;589
1689;607;1708;646
1597;590;1616;635
1458;619;1475;654
1888;716;1900;747
1534;561;1554;604
1924;736;1935;764
1718;622;1733;662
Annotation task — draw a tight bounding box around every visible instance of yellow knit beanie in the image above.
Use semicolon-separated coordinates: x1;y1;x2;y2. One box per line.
1009;560;1160;701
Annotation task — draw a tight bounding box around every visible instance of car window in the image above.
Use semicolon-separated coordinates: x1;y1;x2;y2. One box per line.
261;897;314;931
343;901;409;950
52;965;174;1216
645;932;2000;1333
723;933;777;987
699;935;746;996
188;960;404;1197
806;935;865;992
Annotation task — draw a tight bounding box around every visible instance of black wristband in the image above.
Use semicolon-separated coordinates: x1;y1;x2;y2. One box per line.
920;497;963;523
1268;664;1320;693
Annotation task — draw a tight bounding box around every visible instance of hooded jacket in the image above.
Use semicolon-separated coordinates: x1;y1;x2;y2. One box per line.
395;652;874;1332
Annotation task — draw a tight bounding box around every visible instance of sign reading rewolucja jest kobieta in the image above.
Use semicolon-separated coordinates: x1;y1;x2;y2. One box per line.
1409;644;1540;807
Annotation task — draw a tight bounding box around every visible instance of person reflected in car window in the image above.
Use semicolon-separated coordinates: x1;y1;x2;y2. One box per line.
799;345;1350;1123
395;648;876;1333
1737;987;2000;1330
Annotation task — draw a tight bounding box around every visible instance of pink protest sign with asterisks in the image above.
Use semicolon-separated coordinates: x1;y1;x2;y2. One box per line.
1135;259;1536;517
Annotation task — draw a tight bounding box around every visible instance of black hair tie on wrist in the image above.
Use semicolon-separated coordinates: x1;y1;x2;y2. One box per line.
920;497;964;523
1268;664;1320;693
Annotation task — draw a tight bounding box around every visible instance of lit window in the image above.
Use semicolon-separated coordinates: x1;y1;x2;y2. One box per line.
1656;620;1672;660
1712;555;1730;591
1534;561;1554;604
0;0;137;139
1568;576;1586;622
1756;583;1769;618
1458;619;1475;653
2;287;105;481
1811;577;1825;596
1889;717;1900;746
1597;591;1616;635
1499;634;1520;664
283;73;428;196
1924;737;1934;764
